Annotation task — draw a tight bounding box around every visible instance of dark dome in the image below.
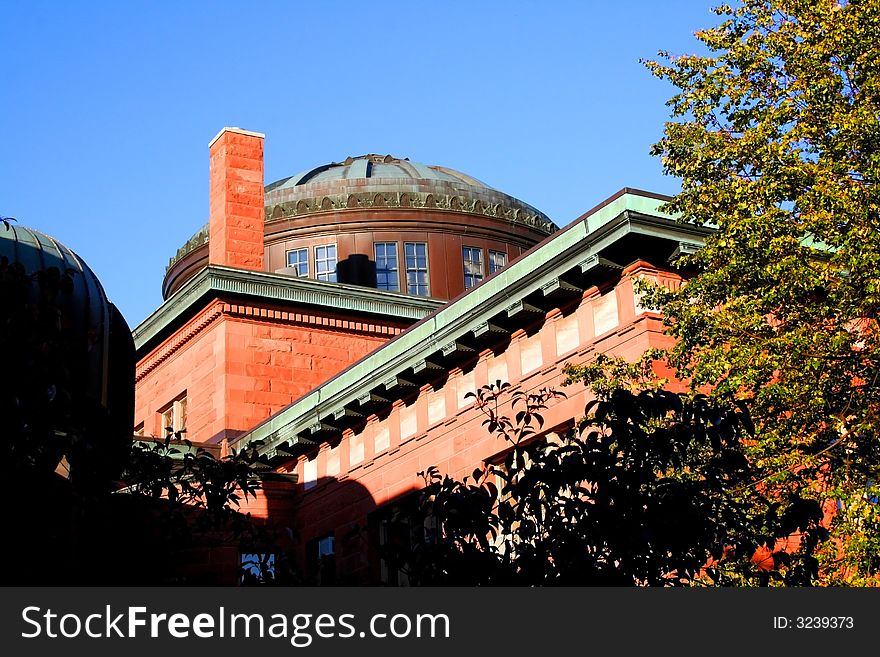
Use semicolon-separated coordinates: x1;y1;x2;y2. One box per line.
0;222;134;471
0;224;111;365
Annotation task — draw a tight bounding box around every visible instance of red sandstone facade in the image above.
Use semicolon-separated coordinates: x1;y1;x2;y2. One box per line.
262;265;684;583
135;297;409;443
133;127;706;584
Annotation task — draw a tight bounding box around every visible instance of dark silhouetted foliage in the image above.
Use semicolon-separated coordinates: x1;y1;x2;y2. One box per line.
397;372;826;586
0;248;286;585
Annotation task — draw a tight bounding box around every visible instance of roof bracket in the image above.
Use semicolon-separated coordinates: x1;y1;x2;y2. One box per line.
472;321;509;339
669;241;701;262
505;300;544;319
356;391;390;407
540;277;583;297
441;340;475;358
412;358;445;375
578;254;624;273
382;374;417;392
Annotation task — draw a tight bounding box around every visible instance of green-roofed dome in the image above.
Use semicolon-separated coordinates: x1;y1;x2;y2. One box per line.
266;154;493;192
261;154;552;228
165;153;557;298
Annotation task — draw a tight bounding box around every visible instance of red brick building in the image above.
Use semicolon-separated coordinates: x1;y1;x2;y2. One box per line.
133;127;709;584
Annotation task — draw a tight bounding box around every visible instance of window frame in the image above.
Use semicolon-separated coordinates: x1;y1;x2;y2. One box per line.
308;533;336;586
488;249;507;274
240;552;277;584
285;247;309;277
404;242;430;297
374;241;400;292
372;494;438;586
462;245;484;289
314;243;338;282
158;393;187;436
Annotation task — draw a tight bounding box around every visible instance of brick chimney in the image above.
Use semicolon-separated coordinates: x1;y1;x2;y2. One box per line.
208;127;265;270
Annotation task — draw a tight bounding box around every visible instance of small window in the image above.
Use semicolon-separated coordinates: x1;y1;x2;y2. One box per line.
374;242;399;291
241;553;276;585
159;394;187;436
133;423;144;438
315;244;337;282
489;250;507;274
318;535;335;559
373;495;437;586
308;534;336;586
160;407;173;433
404;242;429;296
286;248;308;277
463;246;484;289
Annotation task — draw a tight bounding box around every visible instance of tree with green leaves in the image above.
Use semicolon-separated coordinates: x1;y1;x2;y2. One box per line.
644;0;880;583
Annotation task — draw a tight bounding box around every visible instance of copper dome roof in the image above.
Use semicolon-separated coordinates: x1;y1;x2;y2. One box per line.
266;154;492;191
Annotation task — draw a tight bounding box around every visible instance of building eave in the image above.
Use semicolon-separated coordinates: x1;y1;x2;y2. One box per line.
133;265;444;354
234;189;712;461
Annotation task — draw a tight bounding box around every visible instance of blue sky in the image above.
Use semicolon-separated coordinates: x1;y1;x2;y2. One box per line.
1;0;713;327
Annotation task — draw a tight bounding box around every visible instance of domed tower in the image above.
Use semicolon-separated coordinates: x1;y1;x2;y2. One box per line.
134;128;557;446
164;148;556;300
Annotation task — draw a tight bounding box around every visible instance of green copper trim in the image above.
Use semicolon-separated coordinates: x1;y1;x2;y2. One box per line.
134;266;443;352
236;190;711;458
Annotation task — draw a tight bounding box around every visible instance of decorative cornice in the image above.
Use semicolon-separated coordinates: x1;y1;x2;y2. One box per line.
136;302;223;381
169;225;209;268
134;265;443;354
265;191;555;233
135;299;406;383
167;191;557;270
222;303;404;337
236;191;712;460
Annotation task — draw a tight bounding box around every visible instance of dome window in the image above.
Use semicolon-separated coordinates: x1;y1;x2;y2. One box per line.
375;242;400;292
404;243;429;297
463;246;484;289
315;244;338;282
489;250;507;274
286;248;309;277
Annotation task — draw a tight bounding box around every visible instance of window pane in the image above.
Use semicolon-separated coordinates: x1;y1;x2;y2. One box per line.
318;536;335;558
241;553;276;584
161;408;173;433
463;246;484;289
489;250;507;274
404;243;429;296
310;534;336;585
286;248;308;277
315;244;337;282
176;397;187;433
160;394;187;435
374;242;399;291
